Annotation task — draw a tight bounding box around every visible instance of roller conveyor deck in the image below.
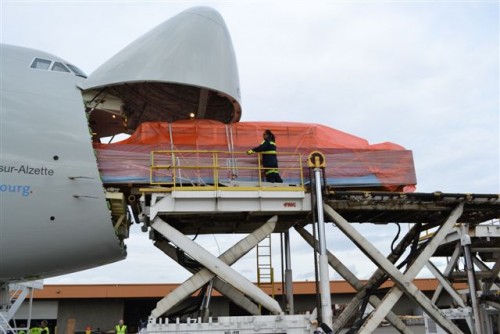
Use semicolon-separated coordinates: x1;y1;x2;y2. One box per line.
324;190;500;225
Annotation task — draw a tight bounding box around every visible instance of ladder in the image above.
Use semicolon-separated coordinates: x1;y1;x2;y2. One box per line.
256;235;275;299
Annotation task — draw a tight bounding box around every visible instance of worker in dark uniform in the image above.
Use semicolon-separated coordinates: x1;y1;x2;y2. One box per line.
247;129;283;183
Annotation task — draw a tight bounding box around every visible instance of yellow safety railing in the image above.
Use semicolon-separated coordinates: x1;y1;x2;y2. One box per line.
149;150;305;191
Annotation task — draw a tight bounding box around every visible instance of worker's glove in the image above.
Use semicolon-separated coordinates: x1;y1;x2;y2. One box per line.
246;150;254;155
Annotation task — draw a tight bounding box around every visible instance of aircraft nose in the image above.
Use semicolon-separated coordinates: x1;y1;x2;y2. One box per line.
81;6;241;136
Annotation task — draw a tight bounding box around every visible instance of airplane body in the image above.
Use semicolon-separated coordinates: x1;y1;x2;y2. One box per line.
0;44;125;282
0;6;243;285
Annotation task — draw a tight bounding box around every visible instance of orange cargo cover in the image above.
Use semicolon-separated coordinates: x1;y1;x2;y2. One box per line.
94;120;416;191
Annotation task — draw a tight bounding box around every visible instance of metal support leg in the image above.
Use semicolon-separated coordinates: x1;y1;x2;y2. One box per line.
313;167;333;332
284;231;294;315
295;225;413;334
324;203;465;334
461;225;484;334
474;256;500;293
426;260;466;307
151;216;282;317
431;243;461;305
200;279;213;322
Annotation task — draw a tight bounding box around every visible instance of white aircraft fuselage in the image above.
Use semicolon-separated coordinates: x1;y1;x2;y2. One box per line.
0;6;242;284
0;44;126;283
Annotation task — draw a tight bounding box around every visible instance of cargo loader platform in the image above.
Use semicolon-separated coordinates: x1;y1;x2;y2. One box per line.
100;150;500;334
133;179;499;333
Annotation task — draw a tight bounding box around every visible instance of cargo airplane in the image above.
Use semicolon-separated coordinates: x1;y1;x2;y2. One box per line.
1;5;419;289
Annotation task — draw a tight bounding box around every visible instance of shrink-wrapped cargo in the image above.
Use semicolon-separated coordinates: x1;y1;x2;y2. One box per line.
94;119;416;192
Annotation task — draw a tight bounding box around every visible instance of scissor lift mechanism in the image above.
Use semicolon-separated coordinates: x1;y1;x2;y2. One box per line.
138;156;500;334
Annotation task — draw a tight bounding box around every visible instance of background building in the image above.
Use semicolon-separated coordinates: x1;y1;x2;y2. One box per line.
13;279;457;334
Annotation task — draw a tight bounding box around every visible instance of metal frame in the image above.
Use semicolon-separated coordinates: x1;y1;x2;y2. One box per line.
0;281;43;334
139;186;500;334
324;203;465;333
150;216;282;318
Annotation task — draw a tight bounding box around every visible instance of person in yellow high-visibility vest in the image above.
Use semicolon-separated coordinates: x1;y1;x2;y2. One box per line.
115;320;127;334
40;320;49;334
18;323;27;334
29;323;41;334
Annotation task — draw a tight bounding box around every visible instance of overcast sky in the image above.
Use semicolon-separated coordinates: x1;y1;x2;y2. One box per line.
1;1;499;286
